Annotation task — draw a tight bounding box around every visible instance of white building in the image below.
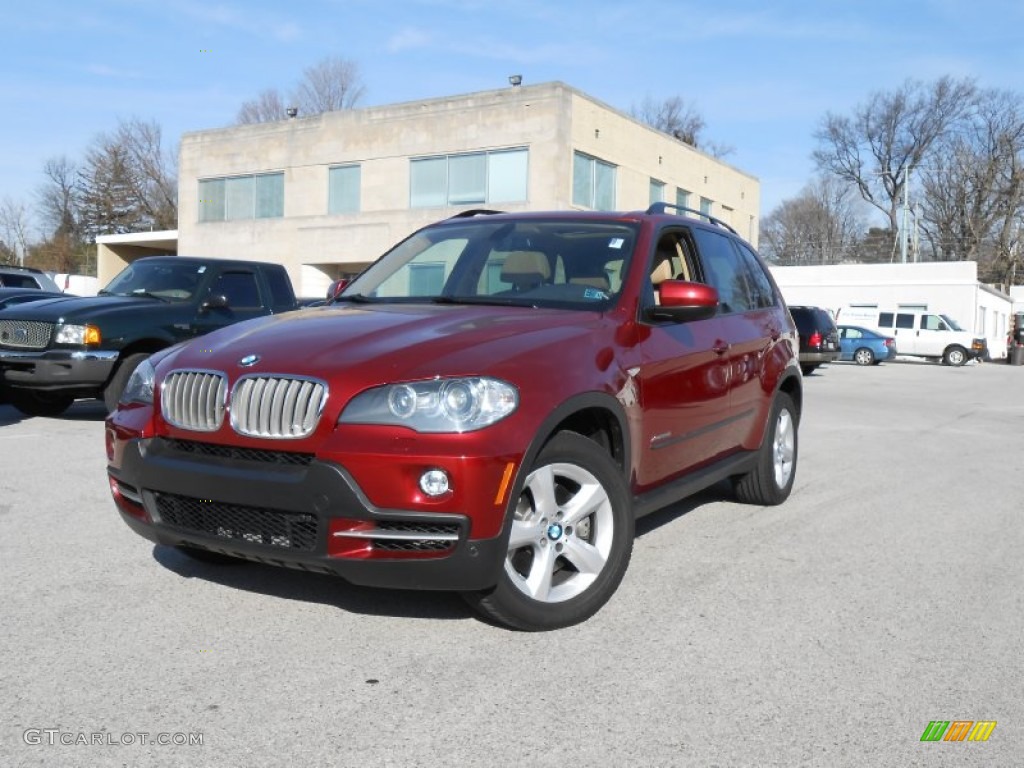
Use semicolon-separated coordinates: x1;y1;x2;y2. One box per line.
770;261;1014;359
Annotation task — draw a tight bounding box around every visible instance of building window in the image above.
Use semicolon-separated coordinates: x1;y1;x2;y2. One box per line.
649;179;665;205
572;152;616;210
700;196;713;217
410;148;528;208
676;188;691;210
199;172;283;222
328;165;361;214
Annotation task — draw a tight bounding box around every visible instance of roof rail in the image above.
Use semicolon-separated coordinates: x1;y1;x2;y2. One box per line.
447;209;506;220
645;202;737;234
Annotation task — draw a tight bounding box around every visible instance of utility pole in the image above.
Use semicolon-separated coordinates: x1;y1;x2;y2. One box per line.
899;167;911;264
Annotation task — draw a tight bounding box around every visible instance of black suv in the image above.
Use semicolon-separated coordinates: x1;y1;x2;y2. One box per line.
789;305;839;375
0;266;61;292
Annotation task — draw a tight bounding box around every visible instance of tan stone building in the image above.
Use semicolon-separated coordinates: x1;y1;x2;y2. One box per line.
98;81;760;297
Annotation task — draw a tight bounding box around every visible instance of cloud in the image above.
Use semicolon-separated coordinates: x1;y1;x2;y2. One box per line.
85;64;144;80
153;1;304;43
387;27;432;53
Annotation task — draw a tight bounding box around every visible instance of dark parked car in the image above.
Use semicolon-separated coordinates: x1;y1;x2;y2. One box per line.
0;265;62;292
837;324;896;365
0;287;68;310
107;204;803;630
789;305;840;375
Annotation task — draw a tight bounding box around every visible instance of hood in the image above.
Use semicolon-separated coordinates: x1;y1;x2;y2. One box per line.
0;294;181;323
164;302;607;386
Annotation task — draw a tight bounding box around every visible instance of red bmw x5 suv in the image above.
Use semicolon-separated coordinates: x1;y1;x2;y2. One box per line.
106;205;802;630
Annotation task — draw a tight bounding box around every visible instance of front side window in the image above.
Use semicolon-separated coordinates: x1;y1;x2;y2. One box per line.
572;152;616;210
342;218;638;312
410;149;527;208
210;271;261;308
691;229;753;314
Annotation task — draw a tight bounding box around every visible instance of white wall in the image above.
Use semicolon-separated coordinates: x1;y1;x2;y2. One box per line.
769;262;1014;358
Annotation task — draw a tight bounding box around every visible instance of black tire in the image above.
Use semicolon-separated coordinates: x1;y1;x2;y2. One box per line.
853;347;875;366
800;363;819;375
174;546;245;565
8;390;74;417
733;392;798;506
464;431;634;631
104;352;151;412
942;345;967;366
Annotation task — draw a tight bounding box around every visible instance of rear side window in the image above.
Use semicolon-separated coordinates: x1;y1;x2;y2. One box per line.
895;313;915;329
878;312;894;328
0;274;38;288
733;241;777;309
263;268;295;312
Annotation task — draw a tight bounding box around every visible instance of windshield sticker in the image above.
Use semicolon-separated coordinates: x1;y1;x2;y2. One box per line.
608;238;624;249
584;288;609;300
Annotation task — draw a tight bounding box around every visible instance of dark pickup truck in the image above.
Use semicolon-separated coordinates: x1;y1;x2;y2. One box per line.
0;256;298;416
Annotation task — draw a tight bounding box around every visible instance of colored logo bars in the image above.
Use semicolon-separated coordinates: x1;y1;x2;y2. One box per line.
920;721;997;742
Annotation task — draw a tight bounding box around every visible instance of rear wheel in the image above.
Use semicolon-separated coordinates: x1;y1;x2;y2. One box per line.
853;347;875;366
800;363;819;375
733;392;798;506
464;431;633;631
8;390;74;417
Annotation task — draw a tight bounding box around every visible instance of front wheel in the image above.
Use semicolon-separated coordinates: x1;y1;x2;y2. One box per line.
733;392;798;506
464;431;634;631
854;347;875;366
104;353;152;412
942;346;967;366
8;390;74;417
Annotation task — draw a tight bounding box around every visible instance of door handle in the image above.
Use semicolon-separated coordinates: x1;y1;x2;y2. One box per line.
712;340;730;355
764;325;780;341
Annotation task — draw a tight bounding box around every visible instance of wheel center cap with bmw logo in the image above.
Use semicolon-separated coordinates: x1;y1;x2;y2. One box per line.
547;523;563;540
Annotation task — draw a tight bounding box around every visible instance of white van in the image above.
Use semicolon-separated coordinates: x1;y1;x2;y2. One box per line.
836;306;982;366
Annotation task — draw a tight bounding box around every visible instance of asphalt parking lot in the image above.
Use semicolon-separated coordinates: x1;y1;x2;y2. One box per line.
2;359;1022;768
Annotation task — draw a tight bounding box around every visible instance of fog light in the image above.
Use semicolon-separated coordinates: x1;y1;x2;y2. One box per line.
419;469;450;497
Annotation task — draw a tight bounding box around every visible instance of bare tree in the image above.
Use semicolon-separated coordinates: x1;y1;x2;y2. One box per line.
917;88;1024;282
813;77;978;246
78;117;178;238
631;95;734;158
0;197;33;265
38;156;82;241
235;56;365;124
237;88;289;124
760;176;864;265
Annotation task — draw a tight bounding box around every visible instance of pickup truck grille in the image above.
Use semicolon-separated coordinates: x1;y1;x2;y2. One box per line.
161;370;228;432
230;375;327;439
0;320;53;350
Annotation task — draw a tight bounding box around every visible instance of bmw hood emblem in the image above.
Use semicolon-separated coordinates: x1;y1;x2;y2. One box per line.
239;353;261;367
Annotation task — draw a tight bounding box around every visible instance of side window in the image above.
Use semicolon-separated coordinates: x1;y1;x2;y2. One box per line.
263;269;295;311
878;312;894;328
895;313;915;330
211;271;261;308
691;228;754;314
921;314;946;331
733;241;777;309
647;230;700;306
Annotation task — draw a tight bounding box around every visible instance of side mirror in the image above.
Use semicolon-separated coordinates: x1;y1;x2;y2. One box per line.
201;293;229;312
327;278;349;301
644;280;719;323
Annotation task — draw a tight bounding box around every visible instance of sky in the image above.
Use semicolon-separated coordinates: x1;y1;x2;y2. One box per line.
2;0;1022;234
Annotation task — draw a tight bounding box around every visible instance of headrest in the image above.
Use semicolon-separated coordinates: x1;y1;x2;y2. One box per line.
500;251;551;281
650;259;674;285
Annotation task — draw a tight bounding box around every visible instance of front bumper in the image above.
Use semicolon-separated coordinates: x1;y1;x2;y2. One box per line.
107;435;509;592
0;348;118;392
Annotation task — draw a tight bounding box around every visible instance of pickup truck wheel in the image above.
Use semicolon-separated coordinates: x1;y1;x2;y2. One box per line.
104;353;151;412
8;390;74;417
942;345;967;366
464;431;634;631
733;392;798;506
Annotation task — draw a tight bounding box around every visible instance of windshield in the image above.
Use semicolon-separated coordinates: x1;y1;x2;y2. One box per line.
940;314;964;332
101;261;206;302
342;218;639;311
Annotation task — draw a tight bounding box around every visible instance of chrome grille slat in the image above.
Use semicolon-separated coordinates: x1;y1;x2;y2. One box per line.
230;375;327;439
162;370;227;432
0;320;54;350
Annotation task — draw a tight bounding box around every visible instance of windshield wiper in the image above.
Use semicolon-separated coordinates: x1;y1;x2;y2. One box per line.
128;289;171;302
431;295;535;307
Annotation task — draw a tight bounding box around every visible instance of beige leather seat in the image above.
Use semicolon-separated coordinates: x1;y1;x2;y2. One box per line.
500;251;551;291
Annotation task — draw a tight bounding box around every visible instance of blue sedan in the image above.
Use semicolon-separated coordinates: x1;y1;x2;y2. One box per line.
837;325;897;365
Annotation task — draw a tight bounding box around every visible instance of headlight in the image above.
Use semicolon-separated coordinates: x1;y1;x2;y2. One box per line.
55;324;101;345
120;358;156;405
339;377;518;433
